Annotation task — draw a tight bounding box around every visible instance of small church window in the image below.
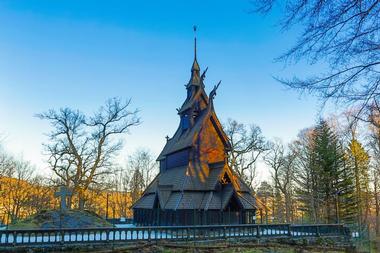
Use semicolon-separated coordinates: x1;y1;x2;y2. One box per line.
181;114;190;130
187;89;192;98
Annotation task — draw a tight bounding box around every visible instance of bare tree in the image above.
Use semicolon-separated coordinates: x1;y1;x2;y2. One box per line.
291;128;320;223
0;146;13;180
104;167;131;218
369;115;380;235
0;158;35;222
224;119;269;188
373;168;380;235
114;168;131;218
127;149;157;205
24;176;54;215
264;139;296;222
253;0;380;118
37;98;140;209
256;181;274;223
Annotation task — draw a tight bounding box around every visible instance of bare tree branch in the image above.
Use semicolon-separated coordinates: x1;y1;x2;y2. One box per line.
253;0;380;118
37;97;140;209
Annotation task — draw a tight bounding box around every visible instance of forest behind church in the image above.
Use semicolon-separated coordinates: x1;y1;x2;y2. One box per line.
0;145;156;224
1;108;380;239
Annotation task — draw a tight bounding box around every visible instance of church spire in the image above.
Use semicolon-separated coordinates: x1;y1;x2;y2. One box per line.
188;26;200;87
193;26;198;66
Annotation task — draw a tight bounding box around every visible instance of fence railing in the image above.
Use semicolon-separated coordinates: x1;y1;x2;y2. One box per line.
106;218;134;225
0;224;350;247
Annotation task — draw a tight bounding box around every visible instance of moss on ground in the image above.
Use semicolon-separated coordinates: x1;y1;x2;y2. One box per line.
130;244;347;253
9;209;113;229
0;242;353;253
108;242;350;253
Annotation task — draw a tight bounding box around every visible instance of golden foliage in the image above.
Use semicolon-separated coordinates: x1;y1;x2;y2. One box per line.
0;176;133;224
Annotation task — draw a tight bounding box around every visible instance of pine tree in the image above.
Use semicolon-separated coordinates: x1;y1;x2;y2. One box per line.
312;120;344;223
294;120;355;224
337;153;357;224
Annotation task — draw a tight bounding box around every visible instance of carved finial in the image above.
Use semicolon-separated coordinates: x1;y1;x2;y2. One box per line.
165;135;170;142
201;67;208;81
209;80;221;101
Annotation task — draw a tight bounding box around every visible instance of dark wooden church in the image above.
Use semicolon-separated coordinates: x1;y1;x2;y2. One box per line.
132;35;257;226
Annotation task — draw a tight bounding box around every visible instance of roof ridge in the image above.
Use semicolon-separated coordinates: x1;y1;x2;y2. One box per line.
174;191;184;211
221;187;235;209
238;192;256;209
204;191;213;211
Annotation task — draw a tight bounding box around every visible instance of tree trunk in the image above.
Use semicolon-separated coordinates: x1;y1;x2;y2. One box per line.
67;196;72;209
374;173;380;236
78;191;85;210
284;193;291;223
354;157;363;228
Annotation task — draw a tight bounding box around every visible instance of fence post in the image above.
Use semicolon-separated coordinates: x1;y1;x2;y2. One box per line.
60;229;64;245
148;228;151;242
223;226;227;239
257;225;261;238
12;231;16;247
288;224;291;237
316;225;320;237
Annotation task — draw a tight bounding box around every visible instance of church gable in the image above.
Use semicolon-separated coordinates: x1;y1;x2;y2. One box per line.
156;108;209;161
197;114;228;165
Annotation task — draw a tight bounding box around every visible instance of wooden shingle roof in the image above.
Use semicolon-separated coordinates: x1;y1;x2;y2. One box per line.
237;192;257;210
157;109;208;160
132;193;156;209
178;86;208;114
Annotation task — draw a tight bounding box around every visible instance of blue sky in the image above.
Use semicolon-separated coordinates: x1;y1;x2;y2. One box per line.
0;1;323;179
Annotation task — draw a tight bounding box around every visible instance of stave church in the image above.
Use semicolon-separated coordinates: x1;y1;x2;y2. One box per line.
132;34;257;226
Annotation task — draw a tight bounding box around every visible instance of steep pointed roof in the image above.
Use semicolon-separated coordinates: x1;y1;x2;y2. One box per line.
178;82;208;114
187;29;201;87
158;38;230;160
157;106;230;160
188;60;201;86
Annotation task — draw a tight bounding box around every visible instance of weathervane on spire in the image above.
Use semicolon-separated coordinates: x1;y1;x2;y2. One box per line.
193;25;197;59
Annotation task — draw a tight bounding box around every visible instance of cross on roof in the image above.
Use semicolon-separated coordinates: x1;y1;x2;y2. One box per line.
54;186;72;211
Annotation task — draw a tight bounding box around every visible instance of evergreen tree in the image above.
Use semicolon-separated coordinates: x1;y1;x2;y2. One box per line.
312;120;344;223
337;152;357;224
294;120;355;224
